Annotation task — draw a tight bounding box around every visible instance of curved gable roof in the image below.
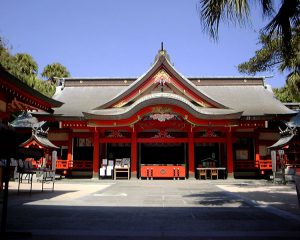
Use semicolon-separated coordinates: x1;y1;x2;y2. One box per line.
94;50;226;110
84;92;242;121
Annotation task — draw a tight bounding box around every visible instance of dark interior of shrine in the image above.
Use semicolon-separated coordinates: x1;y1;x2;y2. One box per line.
140;143;186;165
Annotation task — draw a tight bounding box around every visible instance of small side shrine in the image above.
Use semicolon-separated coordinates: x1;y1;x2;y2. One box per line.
20;126;59;169
0;67;62;233
269;112;300;180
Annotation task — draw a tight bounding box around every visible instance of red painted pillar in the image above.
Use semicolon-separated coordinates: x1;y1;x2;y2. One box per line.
67;132;73;169
255;132;260;169
188;131;195;178
93;128;99;178
131;131;137;178
227;128;234;178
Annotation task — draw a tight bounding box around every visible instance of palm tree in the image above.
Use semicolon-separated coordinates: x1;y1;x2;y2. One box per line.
41;63;70;85
198;0;300;56
14;53;38;77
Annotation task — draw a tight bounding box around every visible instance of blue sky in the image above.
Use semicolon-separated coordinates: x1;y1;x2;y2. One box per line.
0;0;286;87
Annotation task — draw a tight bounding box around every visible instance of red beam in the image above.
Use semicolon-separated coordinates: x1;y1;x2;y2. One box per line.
137;138;188;143
194;137;226;143
100;138;132;143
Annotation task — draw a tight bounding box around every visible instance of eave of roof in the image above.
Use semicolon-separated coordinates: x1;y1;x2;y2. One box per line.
20;134;59;149
0;66;63;110
84;92;242;121
268;134;295;149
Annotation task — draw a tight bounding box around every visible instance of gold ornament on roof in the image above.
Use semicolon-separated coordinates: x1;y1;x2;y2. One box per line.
150;106;175;122
152;106;173;114
154;70;171;86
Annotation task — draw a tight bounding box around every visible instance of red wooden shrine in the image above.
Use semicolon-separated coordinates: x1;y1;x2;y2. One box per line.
38;48;295;179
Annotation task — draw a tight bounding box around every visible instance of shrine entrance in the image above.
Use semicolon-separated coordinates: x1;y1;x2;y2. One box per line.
194;143;226;178
139;143;186;165
138;142;187;179
106;143;131;161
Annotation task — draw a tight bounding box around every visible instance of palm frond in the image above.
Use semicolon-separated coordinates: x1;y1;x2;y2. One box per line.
198;0;250;40
263;0;299;54
261;0;274;16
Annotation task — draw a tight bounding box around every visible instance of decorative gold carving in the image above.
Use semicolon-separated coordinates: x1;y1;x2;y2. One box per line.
107;130;124;138
154;69;171;85
152;106;173;114
150;106;176;122
152;130;174;138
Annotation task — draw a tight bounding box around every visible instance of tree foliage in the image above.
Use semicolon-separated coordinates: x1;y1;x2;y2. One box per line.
198;0;250;40
198;0;300;57
0;37;70;97
42;63;70;85
238;26;300;102
198;0;300;102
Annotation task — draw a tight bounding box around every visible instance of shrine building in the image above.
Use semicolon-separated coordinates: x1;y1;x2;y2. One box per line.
38;48;295;179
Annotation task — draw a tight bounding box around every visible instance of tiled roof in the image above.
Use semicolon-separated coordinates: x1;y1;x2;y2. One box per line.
52;50;294;119
20;134;58;149
53;80;294;118
53;86;125;118
198;85;294;116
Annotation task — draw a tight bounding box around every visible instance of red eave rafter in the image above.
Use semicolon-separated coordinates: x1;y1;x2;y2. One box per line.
22;140;45;149
7;98;39;113
239;120;266;128
61;120;89;129
111;66;215;108
0;79;52;111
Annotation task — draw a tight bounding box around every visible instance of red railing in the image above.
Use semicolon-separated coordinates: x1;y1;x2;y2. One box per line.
234;159;272;171
73;160;92;169
259;159;272;170
56;160;92;170
56;160;70;169
234;159;256;170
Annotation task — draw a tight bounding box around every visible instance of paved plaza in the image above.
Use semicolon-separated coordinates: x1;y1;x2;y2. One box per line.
2;179;300;239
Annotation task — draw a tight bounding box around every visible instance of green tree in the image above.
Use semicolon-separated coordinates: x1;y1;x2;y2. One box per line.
238;26;300;101
198;0;300;101
0;37;17;73
14;53;38;76
273;86;299;102
42;63;70;85
198;0;300;58
13;53;38;88
0;36;70;97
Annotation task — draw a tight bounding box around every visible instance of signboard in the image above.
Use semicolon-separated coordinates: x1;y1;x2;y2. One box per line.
271;150;277;172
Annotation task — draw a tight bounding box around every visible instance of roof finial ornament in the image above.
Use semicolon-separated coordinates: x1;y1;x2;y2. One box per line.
153;42;170;63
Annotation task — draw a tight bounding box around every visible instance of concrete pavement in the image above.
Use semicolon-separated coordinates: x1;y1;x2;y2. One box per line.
2;179;300;239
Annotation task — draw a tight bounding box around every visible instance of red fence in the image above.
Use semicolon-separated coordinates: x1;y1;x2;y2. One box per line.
56;160;93;170
234;159;272;171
